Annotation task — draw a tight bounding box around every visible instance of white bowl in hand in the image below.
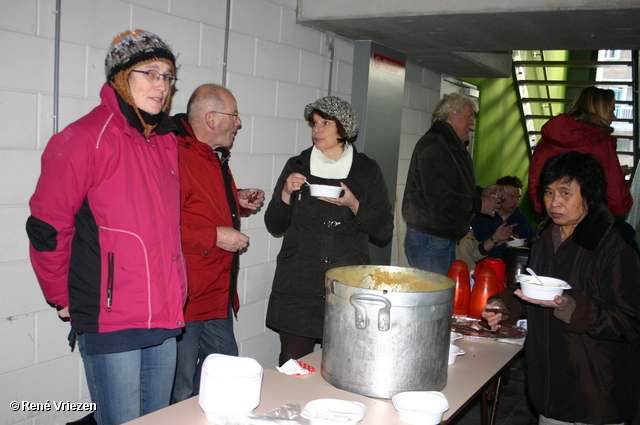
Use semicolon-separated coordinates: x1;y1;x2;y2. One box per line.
506;238;525;247
309;184;344;198
516;274;571;301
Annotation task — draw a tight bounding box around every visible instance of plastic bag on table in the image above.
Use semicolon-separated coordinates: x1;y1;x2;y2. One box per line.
263;403;308;421
218;404;309;424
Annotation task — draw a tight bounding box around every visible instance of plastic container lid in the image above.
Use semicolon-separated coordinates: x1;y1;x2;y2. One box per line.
301;398;366;425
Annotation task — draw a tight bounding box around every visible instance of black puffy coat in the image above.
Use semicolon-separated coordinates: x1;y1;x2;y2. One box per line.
492;204;640;423
402;121;483;242
265;146;394;339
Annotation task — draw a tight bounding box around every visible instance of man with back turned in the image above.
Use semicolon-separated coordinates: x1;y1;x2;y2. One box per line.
402;93;503;275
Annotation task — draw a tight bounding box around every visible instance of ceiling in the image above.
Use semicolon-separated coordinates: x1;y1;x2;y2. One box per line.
297;4;640;78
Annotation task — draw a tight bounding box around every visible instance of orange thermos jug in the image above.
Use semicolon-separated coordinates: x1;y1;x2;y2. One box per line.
468;267;501;319
447;260;471;316
473;258;507;291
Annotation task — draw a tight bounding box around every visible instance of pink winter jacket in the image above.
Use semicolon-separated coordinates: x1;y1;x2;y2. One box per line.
27;84;187;334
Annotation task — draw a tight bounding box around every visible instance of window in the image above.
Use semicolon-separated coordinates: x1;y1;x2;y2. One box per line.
614;105;633;120
602;50;620;60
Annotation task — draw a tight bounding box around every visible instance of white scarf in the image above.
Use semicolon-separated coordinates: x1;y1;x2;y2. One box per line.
309;144;353;179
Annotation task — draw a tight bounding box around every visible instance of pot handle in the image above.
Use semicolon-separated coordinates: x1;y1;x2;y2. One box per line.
326;279;339;295
349;294;391;331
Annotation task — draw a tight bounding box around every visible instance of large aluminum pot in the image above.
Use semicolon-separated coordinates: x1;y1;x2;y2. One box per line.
322;265;455;399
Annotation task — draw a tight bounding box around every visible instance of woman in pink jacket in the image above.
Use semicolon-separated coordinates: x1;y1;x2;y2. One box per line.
26;30;186;425
528;86;632;217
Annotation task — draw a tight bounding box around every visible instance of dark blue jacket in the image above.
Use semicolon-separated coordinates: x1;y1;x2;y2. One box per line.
471;207;533;260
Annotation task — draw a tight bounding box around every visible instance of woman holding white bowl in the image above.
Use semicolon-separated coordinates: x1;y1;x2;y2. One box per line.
264;96;394;366
483;151;640;424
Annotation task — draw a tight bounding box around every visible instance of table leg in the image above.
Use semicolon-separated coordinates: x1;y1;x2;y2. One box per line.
489;374;503;425
481;372;504;425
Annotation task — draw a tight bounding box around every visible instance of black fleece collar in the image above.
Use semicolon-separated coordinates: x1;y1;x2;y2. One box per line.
116;91;176;136
536;203;614;251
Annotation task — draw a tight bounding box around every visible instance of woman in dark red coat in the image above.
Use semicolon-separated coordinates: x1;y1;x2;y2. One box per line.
528;86;632;217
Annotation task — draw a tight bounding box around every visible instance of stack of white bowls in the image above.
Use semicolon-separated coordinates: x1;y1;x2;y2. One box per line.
449;331;465;365
198;354;263;423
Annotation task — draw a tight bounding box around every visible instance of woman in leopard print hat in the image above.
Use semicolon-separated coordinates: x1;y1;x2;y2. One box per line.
264;96;394;365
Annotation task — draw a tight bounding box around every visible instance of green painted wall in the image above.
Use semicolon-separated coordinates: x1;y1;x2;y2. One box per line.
463;75;539;226
464;51;574;229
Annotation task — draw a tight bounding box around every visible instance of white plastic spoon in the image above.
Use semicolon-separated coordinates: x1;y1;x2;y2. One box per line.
526;267;545;286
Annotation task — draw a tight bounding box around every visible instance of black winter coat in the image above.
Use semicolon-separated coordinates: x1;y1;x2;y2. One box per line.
492;204;640;423
264;146;394;339
402;121;483;242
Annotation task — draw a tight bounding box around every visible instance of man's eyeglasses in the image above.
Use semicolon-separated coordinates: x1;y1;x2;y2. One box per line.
131;69;178;86
210;110;240;120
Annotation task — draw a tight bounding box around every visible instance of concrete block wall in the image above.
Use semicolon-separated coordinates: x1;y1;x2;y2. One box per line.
395;63;443;267
0;0;442;423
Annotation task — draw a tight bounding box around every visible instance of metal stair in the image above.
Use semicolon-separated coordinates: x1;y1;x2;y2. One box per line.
513;50;636;172
513;50;639;226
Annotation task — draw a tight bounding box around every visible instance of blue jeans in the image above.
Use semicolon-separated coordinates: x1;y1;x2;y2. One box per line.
171;316;238;403
78;335;177;425
404;226;456;276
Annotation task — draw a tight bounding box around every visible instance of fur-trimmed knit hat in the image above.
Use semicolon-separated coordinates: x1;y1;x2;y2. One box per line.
304;96;359;139
105;29;175;82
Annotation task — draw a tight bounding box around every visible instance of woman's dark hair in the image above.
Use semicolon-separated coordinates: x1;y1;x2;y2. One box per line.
538;151;607;207
307;108;350;145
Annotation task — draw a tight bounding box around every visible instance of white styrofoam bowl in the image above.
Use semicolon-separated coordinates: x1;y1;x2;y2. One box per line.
506;238;525;247
448;344;465;366
309;184;344;198
450;331;463;342
516;274;571;301
392;391;450;425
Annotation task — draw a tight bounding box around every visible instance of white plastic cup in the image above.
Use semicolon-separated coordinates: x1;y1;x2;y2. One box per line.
198;354;263;423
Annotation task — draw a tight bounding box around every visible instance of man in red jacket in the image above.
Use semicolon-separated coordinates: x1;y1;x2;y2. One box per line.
170;84;265;403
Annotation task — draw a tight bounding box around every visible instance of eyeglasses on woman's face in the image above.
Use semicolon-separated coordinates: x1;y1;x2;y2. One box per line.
131;69;177;86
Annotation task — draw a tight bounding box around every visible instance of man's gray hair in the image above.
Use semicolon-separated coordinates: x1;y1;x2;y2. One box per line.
187;84;230;122
432;93;478;123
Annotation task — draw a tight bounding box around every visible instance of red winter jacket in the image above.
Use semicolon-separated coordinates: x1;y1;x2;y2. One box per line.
27;84;187;334
529;114;632;217
174;115;243;321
